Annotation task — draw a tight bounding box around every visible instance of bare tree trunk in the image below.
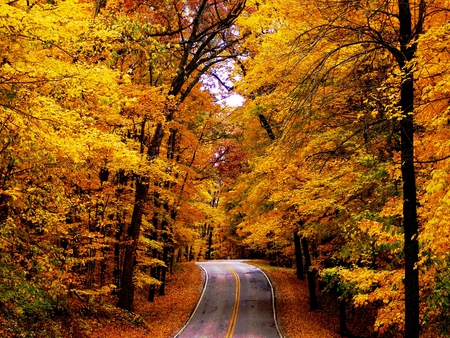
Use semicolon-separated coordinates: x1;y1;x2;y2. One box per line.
148;265;158;302
159;246;169;296
258;114;275;140
206;226;213;260
113;212;123;290
148;211;159;302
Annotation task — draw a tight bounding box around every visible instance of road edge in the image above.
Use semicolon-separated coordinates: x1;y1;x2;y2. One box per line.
173;263;208;338
257;266;284;338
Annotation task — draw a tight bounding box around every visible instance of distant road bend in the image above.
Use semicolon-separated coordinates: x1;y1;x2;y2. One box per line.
175;260;282;338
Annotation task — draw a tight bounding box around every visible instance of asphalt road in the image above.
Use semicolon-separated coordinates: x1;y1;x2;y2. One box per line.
175;260;281;338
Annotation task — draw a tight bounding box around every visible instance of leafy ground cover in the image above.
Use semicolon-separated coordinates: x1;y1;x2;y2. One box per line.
0;260;376;337
91;261;204;338
250;260;376;338
115;259;374;338
251;261;342;338
0;262;204;338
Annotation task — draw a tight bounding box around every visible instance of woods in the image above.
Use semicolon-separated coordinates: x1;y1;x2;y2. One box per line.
0;0;244;335
222;0;450;336
1;0;450;337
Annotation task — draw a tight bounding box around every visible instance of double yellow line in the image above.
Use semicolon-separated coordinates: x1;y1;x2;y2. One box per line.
224;265;240;338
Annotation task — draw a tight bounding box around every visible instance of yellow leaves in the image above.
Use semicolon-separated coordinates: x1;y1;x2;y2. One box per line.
241;210;287;248
72;285;117;298
425;169;449;195
223;0;450;336
1;1;90;53
1;0;161;184
135;272;162;289
322;265;404;333
120;84;167;120
420;166;450;256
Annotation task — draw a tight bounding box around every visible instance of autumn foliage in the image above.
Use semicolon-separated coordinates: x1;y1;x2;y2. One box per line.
218;0;450;337
2;0;450;337
0;0;244;335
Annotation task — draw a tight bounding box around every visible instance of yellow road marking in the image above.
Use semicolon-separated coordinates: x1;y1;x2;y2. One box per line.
224;265;240;338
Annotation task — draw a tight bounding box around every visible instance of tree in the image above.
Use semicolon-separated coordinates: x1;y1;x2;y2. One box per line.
285;1;425;335
0;0;252;335
227;0;450;336
0;0;152;332
113;0;248;311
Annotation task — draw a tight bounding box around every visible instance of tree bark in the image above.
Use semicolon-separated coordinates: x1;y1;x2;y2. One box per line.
148;211;159;302
159;246;169;296
400;76;420;338
206;227;213;260
113;220;122;289
258;114;275;140
148;266;157;302
397;1;421;336
301;237;319;310
294;231;304;280
117;177;149;311
339;298;348;336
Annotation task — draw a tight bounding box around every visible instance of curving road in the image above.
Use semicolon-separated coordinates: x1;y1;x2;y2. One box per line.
175;260;281;338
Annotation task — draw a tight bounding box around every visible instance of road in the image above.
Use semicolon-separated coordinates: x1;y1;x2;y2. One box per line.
175;260;281;338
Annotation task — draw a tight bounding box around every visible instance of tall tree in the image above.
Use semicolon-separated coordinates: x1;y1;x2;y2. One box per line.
116;0;247;311
291;1;425;335
228;0;446;336
0;0;154;332
396;1;422;335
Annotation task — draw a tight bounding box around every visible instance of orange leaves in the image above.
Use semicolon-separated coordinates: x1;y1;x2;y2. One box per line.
212;139;247;181
420;166;450;257
220;0;439;336
321;266;405;335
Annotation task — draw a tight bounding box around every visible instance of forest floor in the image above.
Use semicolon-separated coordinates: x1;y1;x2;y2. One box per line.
88;259;375;338
89;261;204;338
9;260;376;337
249;261;375;338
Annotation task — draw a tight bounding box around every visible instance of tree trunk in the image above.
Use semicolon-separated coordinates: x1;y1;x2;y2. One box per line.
301;237;319;310
148;211;159;302
294;231;304;280
148;123;165;159
148;266;157;302
117;177;149;311
339;298;348;336
159;246;168;296
400;75;420;338
158;200;171;296
258;114;275;140
397;1;421;336
113;215;122;289
206;226;213;260
169;247;174;273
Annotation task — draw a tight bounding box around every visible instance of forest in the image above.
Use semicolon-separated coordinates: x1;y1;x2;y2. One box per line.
1;0;450;337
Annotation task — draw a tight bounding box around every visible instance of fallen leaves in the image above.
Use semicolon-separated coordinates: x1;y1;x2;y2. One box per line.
251;261;340;338
90;262;204;338
250;260;377;338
